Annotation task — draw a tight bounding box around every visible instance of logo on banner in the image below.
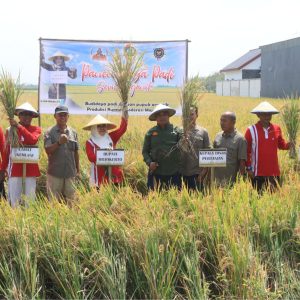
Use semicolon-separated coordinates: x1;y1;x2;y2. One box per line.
154;48;165;60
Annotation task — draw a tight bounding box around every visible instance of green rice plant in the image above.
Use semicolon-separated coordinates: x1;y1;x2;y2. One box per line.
0;68;23;147
281;96;300;159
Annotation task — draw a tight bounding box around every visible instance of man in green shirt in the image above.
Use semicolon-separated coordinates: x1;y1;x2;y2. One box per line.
142;104;182;190
213;112;247;186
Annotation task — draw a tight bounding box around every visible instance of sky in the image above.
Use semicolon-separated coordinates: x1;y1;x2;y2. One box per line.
1;0;300;84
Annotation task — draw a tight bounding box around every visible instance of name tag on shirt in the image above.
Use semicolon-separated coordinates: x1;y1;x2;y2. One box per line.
11;147;40;163
199;148;227;167
96;149;125;166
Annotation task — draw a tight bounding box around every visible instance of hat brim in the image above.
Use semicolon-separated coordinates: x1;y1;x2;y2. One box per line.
55;110;69;114
83;123;117;131
149;108;176;121
48;55;70;62
251;111;279;115
15;109;39;118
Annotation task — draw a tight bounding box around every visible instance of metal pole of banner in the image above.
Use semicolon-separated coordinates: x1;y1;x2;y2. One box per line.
185;39;190;82
38;38;42;127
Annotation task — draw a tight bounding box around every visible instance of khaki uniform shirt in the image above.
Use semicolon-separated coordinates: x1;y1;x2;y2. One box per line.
44;125;79;178
181;126;210;176
213;130;247;185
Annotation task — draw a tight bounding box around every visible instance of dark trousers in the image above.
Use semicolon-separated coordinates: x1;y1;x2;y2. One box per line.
0;180;6;199
182;175;204;192
147;172;182;191
252;176;280;194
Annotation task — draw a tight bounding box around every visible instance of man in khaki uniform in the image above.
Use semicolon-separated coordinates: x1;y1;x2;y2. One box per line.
44;105;80;201
181;107;210;191
213;112;247;186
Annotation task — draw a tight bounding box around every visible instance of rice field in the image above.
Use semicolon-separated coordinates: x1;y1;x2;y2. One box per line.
0;92;299;298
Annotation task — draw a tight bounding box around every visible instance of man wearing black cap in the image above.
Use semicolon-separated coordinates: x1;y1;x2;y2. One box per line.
44;105;80;202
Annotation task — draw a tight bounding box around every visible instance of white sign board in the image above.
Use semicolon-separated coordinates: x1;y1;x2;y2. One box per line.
96;150;125;166
11;147;40;163
199;149;227;167
50;71;68;84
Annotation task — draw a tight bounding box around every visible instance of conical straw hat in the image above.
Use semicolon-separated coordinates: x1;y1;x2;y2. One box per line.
149;104;176;121
82;115;117;131
251;101;279;114
15;102;39;118
48;51;70;62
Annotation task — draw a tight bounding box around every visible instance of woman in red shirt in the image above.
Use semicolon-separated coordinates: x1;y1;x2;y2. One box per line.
83;107;128;187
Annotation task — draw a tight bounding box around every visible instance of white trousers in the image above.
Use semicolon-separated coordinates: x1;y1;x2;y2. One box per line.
8;177;37;208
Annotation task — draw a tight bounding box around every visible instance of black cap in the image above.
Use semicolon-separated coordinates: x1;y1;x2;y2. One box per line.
55;105;69;114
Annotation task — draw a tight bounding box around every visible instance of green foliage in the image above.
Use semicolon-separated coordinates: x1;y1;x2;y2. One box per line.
0;69;23;147
281;97;300;159
0;178;300;298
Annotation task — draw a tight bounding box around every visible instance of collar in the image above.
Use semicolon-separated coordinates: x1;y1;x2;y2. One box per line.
222;129;236;138
157;123;172;130
54;124;70;133
257;121;272;130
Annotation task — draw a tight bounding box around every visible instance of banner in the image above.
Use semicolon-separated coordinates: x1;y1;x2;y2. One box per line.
39;38;188;115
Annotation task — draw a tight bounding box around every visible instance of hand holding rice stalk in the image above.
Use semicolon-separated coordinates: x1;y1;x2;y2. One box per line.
281;96;300;159
107;45;144;118
0;69;23;147
179;76;206;153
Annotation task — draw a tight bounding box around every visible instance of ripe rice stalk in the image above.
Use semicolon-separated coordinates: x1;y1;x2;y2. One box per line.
281;96;300;159
178;76;206;154
107;45;144;110
0;69;23;147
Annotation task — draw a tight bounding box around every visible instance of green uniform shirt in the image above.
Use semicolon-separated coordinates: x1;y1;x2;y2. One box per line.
213;130;247;185
142;123;182;176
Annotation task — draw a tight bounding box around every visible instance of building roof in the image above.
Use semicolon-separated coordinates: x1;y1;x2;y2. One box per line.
220;48;261;72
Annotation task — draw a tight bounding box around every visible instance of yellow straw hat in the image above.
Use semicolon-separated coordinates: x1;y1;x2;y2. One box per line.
82;115;117;131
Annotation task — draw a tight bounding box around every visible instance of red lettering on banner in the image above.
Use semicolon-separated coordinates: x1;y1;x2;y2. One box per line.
134;69;148;83
81;64;111;81
151;66;175;83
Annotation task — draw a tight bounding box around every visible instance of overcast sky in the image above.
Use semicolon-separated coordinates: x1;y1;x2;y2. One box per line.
1;0;300;83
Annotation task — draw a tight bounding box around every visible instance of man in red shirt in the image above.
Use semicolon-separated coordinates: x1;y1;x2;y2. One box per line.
245;102;290;193
1;103;41;207
0;127;6;198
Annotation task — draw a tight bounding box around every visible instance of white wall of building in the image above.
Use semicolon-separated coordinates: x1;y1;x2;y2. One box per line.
224;70;242;80
223;56;261;80
216;79;261;98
